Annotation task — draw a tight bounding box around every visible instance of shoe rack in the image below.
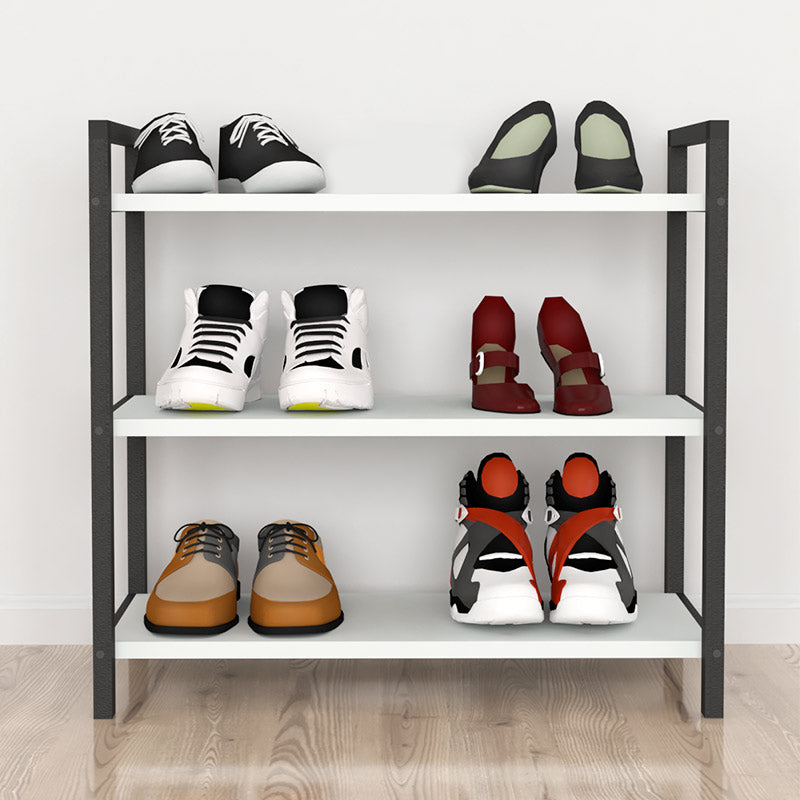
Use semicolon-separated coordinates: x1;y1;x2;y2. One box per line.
88;119;729;719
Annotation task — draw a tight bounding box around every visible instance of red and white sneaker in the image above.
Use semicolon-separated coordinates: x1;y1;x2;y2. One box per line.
450;453;543;625
544;453;637;624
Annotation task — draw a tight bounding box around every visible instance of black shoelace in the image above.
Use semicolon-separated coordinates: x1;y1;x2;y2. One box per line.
174;522;236;560
291;317;347;363
188;315;251;362
257;522;319;560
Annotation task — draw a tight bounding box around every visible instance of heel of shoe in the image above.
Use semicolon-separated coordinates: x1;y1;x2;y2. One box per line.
451;595;544;625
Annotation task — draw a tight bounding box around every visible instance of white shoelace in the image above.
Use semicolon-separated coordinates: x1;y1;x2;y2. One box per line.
229;114;296;149
134;113;203;149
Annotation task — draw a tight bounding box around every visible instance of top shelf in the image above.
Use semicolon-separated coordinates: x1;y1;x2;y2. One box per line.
110;192;705;214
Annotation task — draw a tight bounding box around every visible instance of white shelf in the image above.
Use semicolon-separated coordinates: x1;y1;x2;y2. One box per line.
115;592;700;660
113;394;703;438
111;192;705;214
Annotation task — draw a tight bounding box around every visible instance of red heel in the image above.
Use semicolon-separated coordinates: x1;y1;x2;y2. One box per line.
537;297;612;415
471;297;540;413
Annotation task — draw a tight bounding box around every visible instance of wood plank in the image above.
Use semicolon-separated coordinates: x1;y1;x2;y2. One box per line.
0;646;797;799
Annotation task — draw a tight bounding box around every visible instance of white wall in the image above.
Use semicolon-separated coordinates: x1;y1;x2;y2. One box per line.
1;0;798;643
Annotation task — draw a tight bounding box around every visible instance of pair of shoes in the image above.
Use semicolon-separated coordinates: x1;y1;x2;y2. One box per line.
145;519;344;635
132;112;325;194
156;283;374;412
471;296;612;416
469;100;643;194
451;453;637;626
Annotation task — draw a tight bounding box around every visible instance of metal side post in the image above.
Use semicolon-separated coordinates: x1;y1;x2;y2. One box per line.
89;121;115;719
124;148;147;596
667;120;729;718
700;122;729;718
665;140;688;595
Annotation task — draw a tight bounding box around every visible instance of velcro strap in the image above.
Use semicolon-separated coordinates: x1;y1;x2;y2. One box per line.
470;351;520;379
558;351;601;374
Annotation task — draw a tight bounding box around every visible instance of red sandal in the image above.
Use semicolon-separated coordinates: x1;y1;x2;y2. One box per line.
537;297;612;415
471;296;540;413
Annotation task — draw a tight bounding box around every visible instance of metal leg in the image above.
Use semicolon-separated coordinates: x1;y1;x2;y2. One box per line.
89;121;115;719
701;122;729;718
124;148;147;595
665;142;688;594
667;120;729;717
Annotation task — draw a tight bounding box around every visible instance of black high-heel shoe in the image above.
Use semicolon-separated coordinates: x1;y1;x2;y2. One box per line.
468;100;557;193
574;100;643;193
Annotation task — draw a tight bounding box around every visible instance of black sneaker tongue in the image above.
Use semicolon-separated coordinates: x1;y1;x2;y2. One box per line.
198;285;253;321
295;284;348;321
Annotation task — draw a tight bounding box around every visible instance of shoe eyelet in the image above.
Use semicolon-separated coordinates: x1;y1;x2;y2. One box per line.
215;553;221;559
217;544;222;550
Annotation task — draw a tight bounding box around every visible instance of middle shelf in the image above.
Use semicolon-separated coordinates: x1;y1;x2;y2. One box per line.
113;394;703;438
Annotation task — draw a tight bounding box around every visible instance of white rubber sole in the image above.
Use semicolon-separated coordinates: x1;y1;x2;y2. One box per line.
278;380;373;411
451;595;544;625
218;161;325;194
549;591;637;625
155;379;261;412
131;160;216;194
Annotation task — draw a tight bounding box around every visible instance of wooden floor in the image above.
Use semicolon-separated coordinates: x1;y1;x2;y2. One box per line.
0;647;797;799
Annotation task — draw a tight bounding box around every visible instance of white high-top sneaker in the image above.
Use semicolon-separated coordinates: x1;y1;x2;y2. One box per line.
156;284;269;411
278;284;373;411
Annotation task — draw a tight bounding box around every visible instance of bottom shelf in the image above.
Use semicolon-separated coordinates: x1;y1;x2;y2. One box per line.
115;592;701;660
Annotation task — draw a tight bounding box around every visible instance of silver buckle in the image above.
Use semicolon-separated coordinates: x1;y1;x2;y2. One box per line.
474;351;485;377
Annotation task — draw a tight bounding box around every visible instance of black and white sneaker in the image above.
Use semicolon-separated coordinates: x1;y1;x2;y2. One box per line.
468;101;557;193
156;284;269;411
544;453;637;624
574;101;643;193
278;284;373;411
218;114;325;194
132;112;216;194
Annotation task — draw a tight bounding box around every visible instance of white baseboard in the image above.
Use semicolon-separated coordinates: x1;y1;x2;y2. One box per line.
0;594;797;646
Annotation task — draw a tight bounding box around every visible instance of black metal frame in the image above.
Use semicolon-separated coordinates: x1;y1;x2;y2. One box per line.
665;121;729;717
89;121;147;718
88;119;729;719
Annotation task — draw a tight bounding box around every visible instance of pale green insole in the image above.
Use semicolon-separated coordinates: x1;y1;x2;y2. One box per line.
579;114;630;159
491;114;551;159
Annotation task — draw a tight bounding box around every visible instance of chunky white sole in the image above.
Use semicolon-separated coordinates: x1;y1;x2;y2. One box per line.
278;380;373;411
218;161;325;194
549;587;637;625
451;595;544;625
131;160;216;194
155;379;261;412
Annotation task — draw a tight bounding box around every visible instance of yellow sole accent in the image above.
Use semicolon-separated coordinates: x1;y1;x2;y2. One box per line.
186;402;229;411
287;402;340;411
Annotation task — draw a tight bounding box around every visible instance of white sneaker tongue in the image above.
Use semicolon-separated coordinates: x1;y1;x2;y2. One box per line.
295;284;348;320
198;284;253;321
